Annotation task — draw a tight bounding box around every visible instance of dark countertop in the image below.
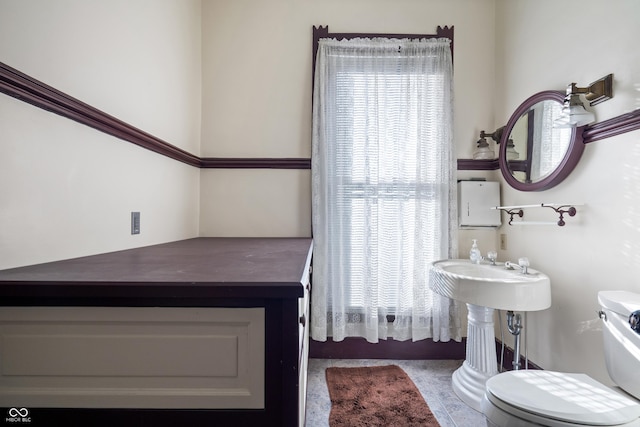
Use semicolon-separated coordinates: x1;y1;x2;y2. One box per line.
0;238;313;304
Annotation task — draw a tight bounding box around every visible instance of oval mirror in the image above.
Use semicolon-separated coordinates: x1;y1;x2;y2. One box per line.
499;90;584;191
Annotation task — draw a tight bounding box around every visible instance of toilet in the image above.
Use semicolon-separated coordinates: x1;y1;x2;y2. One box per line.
481;290;640;427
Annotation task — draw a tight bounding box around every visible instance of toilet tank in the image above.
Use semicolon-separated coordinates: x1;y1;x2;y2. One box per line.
598;290;640;400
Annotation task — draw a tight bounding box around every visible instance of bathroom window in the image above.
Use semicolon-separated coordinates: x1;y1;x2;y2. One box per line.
336;71;444;308
311;33;459;343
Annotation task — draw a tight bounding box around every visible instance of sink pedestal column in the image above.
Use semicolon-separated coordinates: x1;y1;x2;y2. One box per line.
452;303;498;412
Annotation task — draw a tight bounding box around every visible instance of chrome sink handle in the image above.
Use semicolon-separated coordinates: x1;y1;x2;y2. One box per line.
505;257;530;274
486;251;498;265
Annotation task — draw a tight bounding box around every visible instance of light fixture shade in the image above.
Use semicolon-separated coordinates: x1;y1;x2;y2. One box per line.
554;74;612;128
566;104;595;126
554;94;596;128
473;137;494;160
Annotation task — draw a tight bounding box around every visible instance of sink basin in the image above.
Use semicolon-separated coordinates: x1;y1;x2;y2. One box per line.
429;259;551;411
429;259;551;311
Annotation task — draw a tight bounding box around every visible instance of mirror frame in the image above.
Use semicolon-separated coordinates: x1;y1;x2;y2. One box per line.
499;90;584;191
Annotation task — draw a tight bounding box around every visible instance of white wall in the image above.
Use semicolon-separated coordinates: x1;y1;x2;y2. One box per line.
199;0;497;236
4;0;634;388
494;0;640;384
0;0;202;269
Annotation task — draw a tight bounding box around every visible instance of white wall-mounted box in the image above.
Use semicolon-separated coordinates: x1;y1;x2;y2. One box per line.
458;181;501;227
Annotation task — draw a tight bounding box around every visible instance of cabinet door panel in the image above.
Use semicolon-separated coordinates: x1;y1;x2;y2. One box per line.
0;307;265;409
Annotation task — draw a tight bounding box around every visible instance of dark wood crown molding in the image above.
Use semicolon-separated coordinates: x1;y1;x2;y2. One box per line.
0;61;310;170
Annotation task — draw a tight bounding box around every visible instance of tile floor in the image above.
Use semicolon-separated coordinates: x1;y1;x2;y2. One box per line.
305;358;487;427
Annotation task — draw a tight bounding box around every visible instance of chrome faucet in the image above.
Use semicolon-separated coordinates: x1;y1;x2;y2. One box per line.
505;257;530;274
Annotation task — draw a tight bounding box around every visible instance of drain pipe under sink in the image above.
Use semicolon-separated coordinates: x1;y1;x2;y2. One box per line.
507;311;523;370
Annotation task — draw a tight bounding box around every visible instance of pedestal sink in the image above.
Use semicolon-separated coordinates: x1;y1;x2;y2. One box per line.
429;259;551;411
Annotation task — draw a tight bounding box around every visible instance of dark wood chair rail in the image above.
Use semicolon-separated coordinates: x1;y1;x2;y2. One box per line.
0;61;310;170
3;60;639;172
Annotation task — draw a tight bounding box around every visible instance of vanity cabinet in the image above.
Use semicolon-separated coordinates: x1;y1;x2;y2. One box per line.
0;238;313;427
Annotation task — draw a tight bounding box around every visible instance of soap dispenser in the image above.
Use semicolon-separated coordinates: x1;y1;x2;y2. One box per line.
469;239;481;264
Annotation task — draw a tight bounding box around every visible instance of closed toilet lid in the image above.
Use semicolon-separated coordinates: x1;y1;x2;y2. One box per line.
486;371;640;425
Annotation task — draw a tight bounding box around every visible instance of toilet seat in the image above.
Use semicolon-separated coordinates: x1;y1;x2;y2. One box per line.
485;370;640;426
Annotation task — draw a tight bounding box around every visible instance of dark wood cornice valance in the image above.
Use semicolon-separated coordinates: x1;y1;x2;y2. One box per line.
312;25;454;90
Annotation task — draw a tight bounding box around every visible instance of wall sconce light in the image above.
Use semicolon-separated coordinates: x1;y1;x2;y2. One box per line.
555;73;613;127
473;137;494;160
472;127;504;160
473;127;503;160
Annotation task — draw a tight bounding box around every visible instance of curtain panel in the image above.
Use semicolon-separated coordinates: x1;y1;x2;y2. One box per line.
311;37;461;344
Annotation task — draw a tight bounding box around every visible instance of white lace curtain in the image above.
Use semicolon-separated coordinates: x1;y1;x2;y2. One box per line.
311;37;461;344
